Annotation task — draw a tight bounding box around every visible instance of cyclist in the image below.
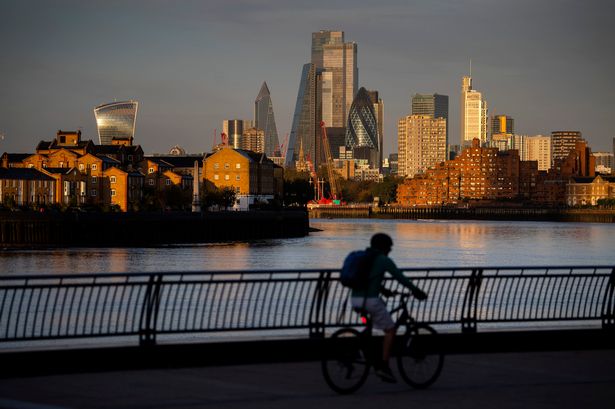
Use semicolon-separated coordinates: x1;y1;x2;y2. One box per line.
351;233;427;383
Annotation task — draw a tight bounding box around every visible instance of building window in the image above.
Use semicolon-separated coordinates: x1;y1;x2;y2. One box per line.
224;163;230;169
165;179;171;186
235;187;240;193
110;176;116;183
236;163;241;169
214;174;219;180
111;189;116;197
128;155;133;161
214;163;219;169
79;164;84;171
236;175;240;181
148;179;155;186
91;189;97;196
148;167;155;174
92;164;97;171
92;176;97;184
225;174;230;180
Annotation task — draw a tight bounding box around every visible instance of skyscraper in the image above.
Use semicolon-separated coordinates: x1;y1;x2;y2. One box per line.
551;131;582;167
346;87;379;168
412;93;449;149
94;100;138;145
223;119;253;149
254;82;280;157
285;63;317;167
490;115;514;150
460;76;487;147
397;115;447;178
312;30;358;128
368;90;384;169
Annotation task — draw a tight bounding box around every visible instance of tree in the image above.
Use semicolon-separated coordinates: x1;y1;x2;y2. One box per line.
220;186;237;210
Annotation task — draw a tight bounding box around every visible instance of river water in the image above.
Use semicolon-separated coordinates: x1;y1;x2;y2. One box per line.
2;219;614;275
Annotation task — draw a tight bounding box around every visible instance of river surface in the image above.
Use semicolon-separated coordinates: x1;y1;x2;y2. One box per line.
2;219;615;275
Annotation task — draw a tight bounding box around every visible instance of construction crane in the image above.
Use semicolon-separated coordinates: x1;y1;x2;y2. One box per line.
320;121;341;202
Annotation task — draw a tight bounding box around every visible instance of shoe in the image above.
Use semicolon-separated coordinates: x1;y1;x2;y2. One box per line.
375;364;397;383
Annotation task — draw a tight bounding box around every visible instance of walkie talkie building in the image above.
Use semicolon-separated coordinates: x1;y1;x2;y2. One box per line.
94;100;139;145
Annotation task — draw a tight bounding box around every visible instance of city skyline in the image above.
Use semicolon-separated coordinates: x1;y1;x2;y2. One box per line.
1;1;614;156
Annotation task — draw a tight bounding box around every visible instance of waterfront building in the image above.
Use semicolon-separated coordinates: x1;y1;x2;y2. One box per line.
512;134;553;171
412;93;448;151
388;153;399;176
203;147;283;210
566;175;615;206
94;101;138;145
0;168;56;206
286;63;318;168
460;76;488;147
102;166;144;212
346;88;380;168
241;127;265;153
222;119;253;150
397;115;447;178
593;152;614;174
551;131;582;168
396;139;538;206
254;82;280;157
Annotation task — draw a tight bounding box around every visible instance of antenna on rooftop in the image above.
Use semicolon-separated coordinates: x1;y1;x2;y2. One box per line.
469;58;472;77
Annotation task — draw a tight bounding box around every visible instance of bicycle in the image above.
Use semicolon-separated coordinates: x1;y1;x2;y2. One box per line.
321;290;444;394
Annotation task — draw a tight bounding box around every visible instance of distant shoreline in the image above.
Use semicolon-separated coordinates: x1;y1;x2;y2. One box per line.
307;205;615;223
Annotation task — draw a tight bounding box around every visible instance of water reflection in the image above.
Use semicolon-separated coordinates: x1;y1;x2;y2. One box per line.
1;220;614;275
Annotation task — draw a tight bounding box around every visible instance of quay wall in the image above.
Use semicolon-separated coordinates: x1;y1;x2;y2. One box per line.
0;210;309;248
308;205;615;223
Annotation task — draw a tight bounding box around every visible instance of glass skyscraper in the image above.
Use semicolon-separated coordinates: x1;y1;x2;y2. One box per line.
460;76;487;147
254;82;280;157
412;93;449;147
93;100;138;145
346;87;379;168
286;63;317;167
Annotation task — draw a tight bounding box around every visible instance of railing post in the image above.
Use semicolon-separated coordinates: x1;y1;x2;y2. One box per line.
461;268;483;333
601;268;615;330
139;274;163;346
309;270;331;339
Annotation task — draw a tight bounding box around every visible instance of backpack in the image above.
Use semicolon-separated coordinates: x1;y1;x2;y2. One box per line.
340;249;377;289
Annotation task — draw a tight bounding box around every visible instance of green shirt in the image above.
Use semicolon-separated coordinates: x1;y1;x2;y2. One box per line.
350;248;418;298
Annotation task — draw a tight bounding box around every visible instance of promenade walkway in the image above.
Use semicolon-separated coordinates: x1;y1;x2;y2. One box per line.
1;349;614;409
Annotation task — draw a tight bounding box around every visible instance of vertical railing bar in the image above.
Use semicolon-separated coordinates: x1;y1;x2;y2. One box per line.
565;275;580;319
5;287;18;339
119;283;132;334
177;277;191;331
33;286;49;338
553;271;571;320
492;275;506;322
130;282;144;334
56;283;71;337
113;283;127;335
508;272;523;321
105;283;120;335
193;282;207;331
272;281;286;327
97;284;112;335
259;280;274;329
546;273;559;320
249;281;262;330
242;279;257;330
87;280;101;335
22;287;36;339
14;281;28;339
236;280;250;329
47;285;61;338
202;280;216;331
64;285;79;336
74;283;89;337
183;282;197;331
590;274;606;317
534;270;549;320
579;274;593;318
214;282;227;330
228;280;240;329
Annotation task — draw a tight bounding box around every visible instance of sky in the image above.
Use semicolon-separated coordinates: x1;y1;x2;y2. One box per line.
1;0;614;157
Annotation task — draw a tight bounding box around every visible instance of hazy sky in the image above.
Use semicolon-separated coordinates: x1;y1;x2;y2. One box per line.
1;0;614;157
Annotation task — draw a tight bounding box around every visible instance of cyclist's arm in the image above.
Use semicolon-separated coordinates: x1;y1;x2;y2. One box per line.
381;256;422;294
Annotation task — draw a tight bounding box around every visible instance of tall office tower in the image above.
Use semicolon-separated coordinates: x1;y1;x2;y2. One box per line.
94;100;138;145
367;90;384;168
526;135;552;171
593;152;614;174
397;115;447;178
551;131;582;167
223;119;253;149
460;76;487;147
286;63;317;168
254;82;280;157
346;88;380;168
312;30;358;128
489;115;514;150
241;127;265;153
412;93;449;148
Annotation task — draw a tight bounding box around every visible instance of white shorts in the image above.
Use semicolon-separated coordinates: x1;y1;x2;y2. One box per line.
351;297;395;331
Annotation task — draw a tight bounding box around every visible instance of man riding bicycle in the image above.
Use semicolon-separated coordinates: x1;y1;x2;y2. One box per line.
350;233;427;383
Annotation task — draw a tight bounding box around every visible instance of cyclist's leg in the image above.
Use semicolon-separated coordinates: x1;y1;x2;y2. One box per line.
361;298;397;383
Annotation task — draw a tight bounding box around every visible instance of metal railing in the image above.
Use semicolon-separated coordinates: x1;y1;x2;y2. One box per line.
1;266;614;346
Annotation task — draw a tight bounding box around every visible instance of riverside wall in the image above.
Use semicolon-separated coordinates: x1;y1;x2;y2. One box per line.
0;210;309;248
308;205;615;223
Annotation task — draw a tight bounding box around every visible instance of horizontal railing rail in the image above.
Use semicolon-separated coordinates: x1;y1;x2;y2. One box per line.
1;266;614;346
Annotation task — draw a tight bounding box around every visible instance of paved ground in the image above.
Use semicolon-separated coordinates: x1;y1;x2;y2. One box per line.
1;350;614;409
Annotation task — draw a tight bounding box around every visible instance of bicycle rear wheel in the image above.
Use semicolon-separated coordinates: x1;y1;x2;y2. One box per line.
396;323;444;389
321;328;370;394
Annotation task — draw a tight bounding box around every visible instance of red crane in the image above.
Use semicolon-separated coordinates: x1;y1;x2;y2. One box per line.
320;121;341;202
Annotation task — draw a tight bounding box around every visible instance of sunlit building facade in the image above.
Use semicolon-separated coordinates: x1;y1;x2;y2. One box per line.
460;76;487;147
398;115;447;178
94;101;138;145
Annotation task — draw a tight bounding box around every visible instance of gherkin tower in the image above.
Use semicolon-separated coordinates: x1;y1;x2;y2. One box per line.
254;82;280;157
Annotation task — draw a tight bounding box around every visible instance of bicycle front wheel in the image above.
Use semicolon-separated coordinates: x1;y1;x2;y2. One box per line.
321;328;370;394
397;323;444;389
